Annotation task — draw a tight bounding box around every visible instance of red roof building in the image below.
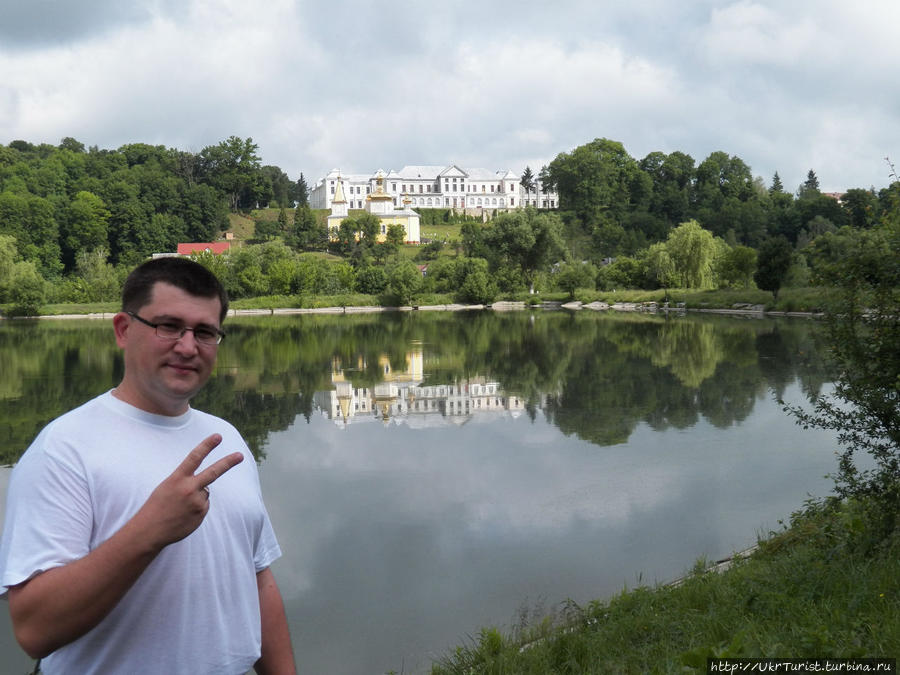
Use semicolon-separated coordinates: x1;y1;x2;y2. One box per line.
176;242;231;255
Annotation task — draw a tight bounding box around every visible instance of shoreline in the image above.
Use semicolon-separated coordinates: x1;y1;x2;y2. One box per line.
3;300;822;321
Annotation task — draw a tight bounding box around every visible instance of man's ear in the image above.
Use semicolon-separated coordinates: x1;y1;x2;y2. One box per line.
112;312;131;348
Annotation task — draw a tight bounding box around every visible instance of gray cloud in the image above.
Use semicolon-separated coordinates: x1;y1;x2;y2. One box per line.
0;0;182;48
0;0;898;193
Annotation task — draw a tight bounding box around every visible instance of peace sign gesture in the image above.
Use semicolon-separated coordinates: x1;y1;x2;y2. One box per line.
135;434;245;551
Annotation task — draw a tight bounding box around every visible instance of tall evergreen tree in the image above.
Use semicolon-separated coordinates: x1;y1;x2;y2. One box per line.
520;166;535;195
770;171;784;194
296;173;309;207
800;169;820;197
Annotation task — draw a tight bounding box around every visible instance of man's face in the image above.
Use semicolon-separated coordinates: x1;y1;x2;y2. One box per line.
114;281;223;416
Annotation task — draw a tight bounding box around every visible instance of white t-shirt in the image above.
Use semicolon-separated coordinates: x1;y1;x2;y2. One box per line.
0;391;282;675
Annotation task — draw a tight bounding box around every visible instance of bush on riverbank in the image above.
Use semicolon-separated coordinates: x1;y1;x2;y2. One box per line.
429;496;900;674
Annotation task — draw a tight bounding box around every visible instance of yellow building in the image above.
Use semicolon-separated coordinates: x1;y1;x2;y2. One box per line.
327;170;421;244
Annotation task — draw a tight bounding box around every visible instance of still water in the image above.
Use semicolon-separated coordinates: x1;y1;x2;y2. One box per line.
0;310;840;674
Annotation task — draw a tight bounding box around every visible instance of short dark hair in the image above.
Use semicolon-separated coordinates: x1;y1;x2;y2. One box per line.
122;257;229;323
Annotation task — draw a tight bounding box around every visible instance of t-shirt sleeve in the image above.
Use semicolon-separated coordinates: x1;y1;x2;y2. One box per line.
253;510;282;573
0;431;94;593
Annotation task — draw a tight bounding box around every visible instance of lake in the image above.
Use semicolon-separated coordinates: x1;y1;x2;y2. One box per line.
0;310;841;674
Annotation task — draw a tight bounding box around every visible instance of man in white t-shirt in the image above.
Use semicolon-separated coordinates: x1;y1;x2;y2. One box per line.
0;257;296;674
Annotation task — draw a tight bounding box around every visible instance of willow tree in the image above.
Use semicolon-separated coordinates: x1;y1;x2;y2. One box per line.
664;220;720;288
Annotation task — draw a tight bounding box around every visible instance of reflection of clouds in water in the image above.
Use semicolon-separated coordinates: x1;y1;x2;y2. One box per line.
265;385;835;540
257;381;840;673
260;382;838;601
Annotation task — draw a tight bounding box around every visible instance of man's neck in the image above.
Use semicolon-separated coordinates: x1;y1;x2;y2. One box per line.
111;384;190;417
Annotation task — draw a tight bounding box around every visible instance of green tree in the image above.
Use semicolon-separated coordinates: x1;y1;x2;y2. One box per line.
71;248;120;302
554;261;597;298
800;169;820;197
754;236;793;300
460;221;489;259
356;212;382;247
641;242;675;290
288;204;325;251
787;216;899;531
63;191;110;269
0;191;62;276
841;188;880;229
482;208;566;292
664;220;720;289
356;265;388;295
596;256;643;290
717;245;758;288
0;234;19;302
591;221;628;258
261;165;294;208
255;212;282;241
198;136;264;211
296;173;309;207
546;138;641;225
520;166;535;196
385;257;422;305
537;165;552;193
58;137;86;153
375;223;406;261
640;150;695;230
770;172;784;194
448;257;497;304
7;260;46;316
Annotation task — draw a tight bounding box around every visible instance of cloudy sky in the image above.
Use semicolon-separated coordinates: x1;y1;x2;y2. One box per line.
1;0;898;193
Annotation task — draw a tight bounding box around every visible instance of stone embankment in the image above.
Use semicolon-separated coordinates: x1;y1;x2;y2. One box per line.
8;301;821;320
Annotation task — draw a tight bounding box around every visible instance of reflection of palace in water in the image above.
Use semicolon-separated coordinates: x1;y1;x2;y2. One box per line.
312;349;547;427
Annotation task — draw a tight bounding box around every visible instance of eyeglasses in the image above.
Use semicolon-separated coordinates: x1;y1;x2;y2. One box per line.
127;312;225;345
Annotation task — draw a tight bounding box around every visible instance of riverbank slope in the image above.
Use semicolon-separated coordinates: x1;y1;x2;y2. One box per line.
429;496;899;673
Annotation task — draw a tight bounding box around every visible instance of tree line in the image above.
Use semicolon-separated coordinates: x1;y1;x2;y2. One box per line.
1;135;898;315
0;136;312;311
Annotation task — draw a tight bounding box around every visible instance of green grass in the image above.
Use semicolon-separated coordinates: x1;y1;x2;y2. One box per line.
226;213;255;239
231;293;381;310
429;497;900;674
421;223;463;242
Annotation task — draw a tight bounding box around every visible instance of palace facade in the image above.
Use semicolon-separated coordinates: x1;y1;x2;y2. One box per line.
310;165;558;212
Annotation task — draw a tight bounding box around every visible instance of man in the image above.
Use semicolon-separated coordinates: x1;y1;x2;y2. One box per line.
0;257;296;674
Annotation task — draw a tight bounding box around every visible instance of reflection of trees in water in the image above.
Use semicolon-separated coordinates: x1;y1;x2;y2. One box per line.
0;321;120;465
544;314;834;447
0;312;834;464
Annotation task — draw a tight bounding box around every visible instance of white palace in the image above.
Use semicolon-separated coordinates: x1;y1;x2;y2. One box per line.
310;165;558;212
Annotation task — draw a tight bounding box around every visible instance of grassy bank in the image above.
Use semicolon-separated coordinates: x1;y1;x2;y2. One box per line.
428;497;900;674
2;287;833;318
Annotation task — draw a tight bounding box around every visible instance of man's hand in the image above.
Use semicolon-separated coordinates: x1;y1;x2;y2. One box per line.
136;434;245;551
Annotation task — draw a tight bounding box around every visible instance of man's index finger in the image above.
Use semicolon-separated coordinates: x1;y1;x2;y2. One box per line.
176;434;223;476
